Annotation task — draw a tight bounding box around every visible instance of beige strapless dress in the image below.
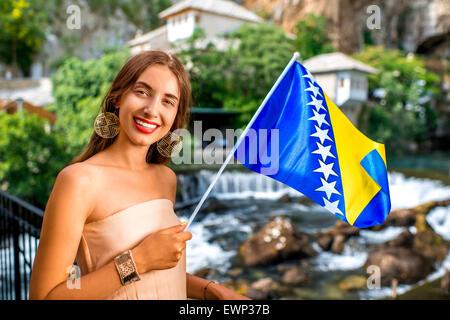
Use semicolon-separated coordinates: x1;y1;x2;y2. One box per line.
75;198;187;300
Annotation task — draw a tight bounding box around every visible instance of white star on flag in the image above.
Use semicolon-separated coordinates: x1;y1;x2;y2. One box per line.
315;177;341;199
306;95;326;112
302;68;315;84
308;109;329;128
323;198;343;216
313;159;338;180
305;80;322;98
311;142;335;162
310;125;333;144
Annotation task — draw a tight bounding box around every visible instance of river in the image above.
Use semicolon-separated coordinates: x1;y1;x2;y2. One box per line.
175;164;450;299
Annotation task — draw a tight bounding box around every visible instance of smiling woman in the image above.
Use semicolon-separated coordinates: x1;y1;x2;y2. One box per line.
28;50;250;300
73;51;191;166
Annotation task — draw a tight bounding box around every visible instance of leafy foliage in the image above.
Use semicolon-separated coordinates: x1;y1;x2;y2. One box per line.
47;47;129;156
353;46;440;154
178;23;294;128
119;0;171;31
227;23;295;101
0;0;58;75
293;13;334;60
0;111;69;208
177;28;233;109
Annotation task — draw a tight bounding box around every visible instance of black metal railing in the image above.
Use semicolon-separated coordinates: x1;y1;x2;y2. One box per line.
0;190;43;300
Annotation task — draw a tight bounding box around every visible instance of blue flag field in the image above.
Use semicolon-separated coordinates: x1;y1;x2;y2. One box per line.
233;55;391;228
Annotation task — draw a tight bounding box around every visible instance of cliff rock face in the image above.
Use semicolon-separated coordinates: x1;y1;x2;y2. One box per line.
35;0;449;76
37;0;141;76
243;0;449;55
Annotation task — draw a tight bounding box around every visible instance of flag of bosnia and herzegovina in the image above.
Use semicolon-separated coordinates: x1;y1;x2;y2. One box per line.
233;59;391;228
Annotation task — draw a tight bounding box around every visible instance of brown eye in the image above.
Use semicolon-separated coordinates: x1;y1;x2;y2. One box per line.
164;99;174;106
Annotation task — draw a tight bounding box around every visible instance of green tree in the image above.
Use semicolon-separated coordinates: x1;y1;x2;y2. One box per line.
0;111;69;209
293;13;334;60
224;23;295;127
177;23;294;128
47;47;129;157
176;28;232;109
120;0;171;31
0;0;58;75
353;46;440;154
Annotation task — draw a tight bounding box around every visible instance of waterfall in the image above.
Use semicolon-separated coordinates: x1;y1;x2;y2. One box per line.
176;169;303;202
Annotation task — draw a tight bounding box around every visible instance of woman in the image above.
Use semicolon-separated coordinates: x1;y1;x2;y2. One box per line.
29;50;249;300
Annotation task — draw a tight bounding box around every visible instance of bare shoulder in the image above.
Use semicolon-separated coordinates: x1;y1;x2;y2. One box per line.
56;162;99;188
52;162;99;216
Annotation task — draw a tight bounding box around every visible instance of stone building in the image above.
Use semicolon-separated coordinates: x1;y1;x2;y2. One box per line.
303;52;377;125
128;0;262;54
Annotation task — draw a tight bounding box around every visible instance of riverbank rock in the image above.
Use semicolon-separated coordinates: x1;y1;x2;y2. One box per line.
331;234;346;254
193;267;219;279
315;220;360;254
296;196;315;206
338;275;367;291
413;214;448;262
386;228;414;247
280;266;309;286
371;199;450;231
396;273;450;300
364;246;434;285
239;217;317;267
246;278;292;299
221;279;250;297
277;194;315;206
226;268;244;278
375;218;448;262
364;218;448;286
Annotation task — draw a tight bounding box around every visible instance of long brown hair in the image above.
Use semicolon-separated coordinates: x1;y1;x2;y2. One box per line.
70;50;191;165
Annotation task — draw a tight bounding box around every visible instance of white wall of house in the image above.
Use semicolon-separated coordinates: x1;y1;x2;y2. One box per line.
336;70;368;106
336;71;351;106
312;70;369;126
313;73;337;102
167;11;196;42
167;10;246;43
348;70;368;102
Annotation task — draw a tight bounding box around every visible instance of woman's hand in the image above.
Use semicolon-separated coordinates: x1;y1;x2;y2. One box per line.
132;223;192;273
206;282;252;300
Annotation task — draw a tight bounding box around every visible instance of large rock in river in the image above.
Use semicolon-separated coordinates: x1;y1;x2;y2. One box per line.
364;246;434;285
239;217;317;267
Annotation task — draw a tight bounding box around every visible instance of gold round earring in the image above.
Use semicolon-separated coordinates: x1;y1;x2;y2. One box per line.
94;110;120;139
157;131;182;157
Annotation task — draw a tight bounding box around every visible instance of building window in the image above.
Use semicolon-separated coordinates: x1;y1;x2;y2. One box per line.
195;14;200;24
340;78;344;88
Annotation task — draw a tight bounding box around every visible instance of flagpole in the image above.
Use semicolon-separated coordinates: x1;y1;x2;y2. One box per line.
185;52;300;230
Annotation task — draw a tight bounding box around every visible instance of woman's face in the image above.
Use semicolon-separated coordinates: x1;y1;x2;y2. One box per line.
116;64;180;146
